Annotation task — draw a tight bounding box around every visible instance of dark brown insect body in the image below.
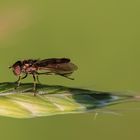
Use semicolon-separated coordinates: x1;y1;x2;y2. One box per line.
9;58;78;92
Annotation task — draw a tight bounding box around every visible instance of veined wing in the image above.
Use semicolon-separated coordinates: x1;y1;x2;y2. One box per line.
35;58;70;67
36;58;78;74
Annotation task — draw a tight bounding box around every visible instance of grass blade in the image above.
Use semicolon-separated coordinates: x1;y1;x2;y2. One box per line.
0;82;136;118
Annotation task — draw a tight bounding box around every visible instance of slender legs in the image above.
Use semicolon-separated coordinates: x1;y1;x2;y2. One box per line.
15;73;38;95
15;72;74;95
15;74;28;89
57;74;74;80
36;75;41;84
33;74;39;96
15;74;37;96
15;75;21;89
37;72;52;75
21;73;28;80
37;72;74;80
32;74;37;91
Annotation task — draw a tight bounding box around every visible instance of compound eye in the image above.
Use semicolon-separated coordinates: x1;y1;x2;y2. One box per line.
13;66;21;75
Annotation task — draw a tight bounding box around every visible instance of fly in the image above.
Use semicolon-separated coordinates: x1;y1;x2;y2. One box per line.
9;58;78;93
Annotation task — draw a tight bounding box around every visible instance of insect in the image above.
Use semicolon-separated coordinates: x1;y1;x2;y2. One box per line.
9;58;78;92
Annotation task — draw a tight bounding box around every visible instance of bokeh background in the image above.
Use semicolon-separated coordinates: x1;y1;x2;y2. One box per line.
0;0;140;140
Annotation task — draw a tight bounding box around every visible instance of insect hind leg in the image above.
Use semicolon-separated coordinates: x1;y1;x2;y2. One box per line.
57;74;74;80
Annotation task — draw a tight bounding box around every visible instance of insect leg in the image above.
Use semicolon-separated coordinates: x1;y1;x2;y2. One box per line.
15;75;21;89
36;75;41;84
34;72;42;84
57;74;74;80
37;72;53;75
32;74;37;96
36;72;53;84
21;73;28;80
15;76;20;83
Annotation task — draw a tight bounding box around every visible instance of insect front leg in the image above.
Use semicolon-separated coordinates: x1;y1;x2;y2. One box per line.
15;75;21;89
21;73;28;80
15;74;28;89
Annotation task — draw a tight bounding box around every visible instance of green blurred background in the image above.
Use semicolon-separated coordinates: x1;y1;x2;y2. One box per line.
0;0;140;140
